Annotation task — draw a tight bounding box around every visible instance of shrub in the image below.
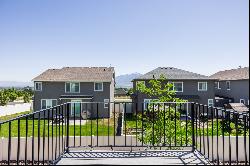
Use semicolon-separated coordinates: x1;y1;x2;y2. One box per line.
0;90;9;106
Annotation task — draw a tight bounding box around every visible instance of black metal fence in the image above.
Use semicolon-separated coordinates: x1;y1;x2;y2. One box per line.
0;102;249;165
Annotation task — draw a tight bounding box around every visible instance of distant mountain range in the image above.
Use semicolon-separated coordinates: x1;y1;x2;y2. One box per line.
115;73;142;88
0;81;33;88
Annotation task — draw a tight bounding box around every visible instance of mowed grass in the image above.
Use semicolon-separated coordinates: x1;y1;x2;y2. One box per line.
0;118;115;137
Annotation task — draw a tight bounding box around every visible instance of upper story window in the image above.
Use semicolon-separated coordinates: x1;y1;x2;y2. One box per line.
198;82;207;91
65;82;80;93
35;82;42;91
136;81;145;90
94;82;103;91
169;82;183;92
226;81;231;90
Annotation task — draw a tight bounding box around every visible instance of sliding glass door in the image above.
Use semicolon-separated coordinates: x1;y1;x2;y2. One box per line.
71;100;81;117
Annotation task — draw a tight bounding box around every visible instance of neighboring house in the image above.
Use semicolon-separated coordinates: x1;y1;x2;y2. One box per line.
115;88;128;98
210;67;249;106
132;67;217;112
32;67;115;118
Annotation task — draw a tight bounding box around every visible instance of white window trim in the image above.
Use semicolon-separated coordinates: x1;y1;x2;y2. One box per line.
35;82;42;91
94;82;104;91
173;82;183;92
41;99;57;110
226;81;231;90
198;82;207;91
217;81;221;89
240;99;245;104
65;82;80;93
104;99;109;108
208;99;214;107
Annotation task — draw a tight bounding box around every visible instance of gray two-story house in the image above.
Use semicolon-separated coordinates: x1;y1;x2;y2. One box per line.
210;67;249;106
32;67;115;118
132;67;217;112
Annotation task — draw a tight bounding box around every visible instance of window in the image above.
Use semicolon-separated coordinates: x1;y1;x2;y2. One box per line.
136;81;145;90
41;99;57;109
198;82;207;91
104;99;109;108
208;99;214;107
169;82;183;92
144;99;152;110
65;82;80;93
226;81;231;90
35;82;42;91
171;82;183;92
217;82;221;89
240;99;245;104
94;82;103;91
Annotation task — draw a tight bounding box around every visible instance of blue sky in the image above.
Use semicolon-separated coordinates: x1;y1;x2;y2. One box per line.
0;0;249;81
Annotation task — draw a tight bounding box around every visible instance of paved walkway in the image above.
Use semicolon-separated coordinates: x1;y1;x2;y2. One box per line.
57;150;209;165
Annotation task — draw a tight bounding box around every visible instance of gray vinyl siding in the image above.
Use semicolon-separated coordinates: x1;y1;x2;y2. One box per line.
33;81;113;118
215;79;249;104
132;79;215;112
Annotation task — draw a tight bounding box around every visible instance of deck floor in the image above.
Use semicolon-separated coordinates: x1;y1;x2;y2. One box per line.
57;150;209;165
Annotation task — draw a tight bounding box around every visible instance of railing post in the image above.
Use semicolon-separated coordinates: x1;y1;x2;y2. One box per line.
191;102;195;152
66;103;70;153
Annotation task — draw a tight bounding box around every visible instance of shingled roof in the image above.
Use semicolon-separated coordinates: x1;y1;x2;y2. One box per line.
134;67;214;80
210;67;249;80
32;67;115;82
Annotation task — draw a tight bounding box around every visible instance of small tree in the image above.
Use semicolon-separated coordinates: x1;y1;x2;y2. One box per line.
0;90;9;106
23;92;31;103
136;75;191;146
6;88;18;102
127;88;134;96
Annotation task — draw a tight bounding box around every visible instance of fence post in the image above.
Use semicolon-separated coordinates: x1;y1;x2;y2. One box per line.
191;102;195;152
66;103;70;153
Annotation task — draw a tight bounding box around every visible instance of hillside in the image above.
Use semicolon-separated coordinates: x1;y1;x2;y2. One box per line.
115;73;142;88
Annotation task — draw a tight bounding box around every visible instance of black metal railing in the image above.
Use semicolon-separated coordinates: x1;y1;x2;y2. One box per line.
0;102;249;165
192;103;249;165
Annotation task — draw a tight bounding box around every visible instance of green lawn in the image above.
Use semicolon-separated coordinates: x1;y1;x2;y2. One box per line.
0;119;115;137
0;110;31;121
